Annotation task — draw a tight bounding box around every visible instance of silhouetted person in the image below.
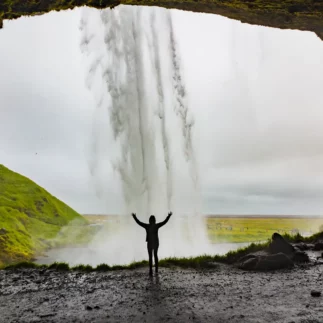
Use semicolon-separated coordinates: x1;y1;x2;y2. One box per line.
132;212;172;276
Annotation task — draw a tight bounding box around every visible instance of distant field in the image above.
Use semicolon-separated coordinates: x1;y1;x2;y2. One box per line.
205;217;323;243
84;214;323;244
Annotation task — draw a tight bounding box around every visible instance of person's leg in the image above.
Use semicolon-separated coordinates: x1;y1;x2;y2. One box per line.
154;246;159;273
148;246;153;275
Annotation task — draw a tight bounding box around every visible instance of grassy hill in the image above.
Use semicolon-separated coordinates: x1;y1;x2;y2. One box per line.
0;164;90;266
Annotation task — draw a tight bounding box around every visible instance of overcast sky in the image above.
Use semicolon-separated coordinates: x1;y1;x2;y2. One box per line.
1;6;323;215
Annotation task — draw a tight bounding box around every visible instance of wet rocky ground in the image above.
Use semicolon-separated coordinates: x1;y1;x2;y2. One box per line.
1;263;323;323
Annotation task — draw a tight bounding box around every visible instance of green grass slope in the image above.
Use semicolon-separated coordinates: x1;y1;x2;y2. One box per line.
0;164;88;266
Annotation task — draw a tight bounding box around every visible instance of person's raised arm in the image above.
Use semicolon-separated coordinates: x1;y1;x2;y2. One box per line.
132;213;148;229
157;212;172;228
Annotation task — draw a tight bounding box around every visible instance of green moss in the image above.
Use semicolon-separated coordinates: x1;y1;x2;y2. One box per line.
1;0;323;40
72;264;94;272
4;261;45;270
127;260;149;269
48;262;70;271
95;263;111;271
0;164;91;266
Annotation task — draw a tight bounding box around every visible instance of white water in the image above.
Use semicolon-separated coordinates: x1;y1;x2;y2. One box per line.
63;5;212;266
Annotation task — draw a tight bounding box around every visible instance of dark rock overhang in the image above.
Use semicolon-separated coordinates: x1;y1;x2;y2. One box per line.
0;1;322;40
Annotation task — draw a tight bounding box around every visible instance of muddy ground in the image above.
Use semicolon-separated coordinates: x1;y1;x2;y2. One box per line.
0;263;323;323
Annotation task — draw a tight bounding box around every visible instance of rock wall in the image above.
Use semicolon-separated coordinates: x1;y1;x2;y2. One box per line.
0;1;323;40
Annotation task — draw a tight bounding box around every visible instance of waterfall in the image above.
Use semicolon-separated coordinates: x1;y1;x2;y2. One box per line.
78;5;210;265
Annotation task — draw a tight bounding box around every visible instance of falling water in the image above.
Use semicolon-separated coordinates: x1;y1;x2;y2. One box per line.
75;5;211;266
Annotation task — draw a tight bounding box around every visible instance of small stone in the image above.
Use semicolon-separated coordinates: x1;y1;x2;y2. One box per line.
86;305;93;311
311;290;321;297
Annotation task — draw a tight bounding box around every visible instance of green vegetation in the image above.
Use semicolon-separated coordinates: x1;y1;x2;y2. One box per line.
1;239;270;271
0;164;94;266
206;217;323;244
2;231;322;271
3;261;47;270
48;262;70;271
1;0;323;40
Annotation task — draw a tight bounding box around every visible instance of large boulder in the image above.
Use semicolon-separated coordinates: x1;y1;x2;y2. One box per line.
256;253;294;271
269;232;295;255
238;253;294;271
238;232;313;271
269;232;309;263
238;255;258;270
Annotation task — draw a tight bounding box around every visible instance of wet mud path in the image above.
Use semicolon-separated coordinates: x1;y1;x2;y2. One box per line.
1;264;323;323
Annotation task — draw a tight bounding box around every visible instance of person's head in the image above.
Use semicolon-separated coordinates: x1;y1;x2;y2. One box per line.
149;215;156;224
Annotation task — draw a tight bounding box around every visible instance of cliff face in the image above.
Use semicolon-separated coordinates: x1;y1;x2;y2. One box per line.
0;0;323;40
